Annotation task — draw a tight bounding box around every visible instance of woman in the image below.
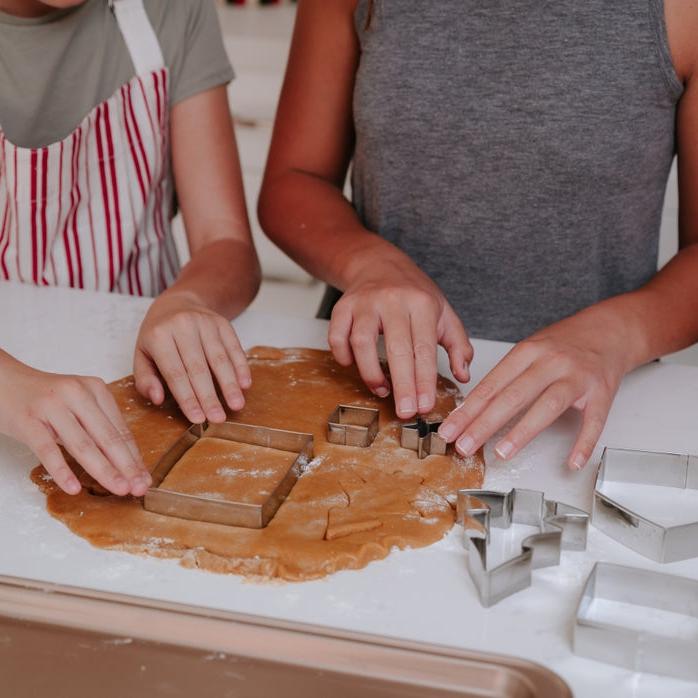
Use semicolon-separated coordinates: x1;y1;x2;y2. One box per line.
0;0;260;496
259;0;698;469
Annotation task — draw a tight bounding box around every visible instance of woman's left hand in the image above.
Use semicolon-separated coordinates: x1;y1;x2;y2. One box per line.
437;308;637;470
134;294;251;424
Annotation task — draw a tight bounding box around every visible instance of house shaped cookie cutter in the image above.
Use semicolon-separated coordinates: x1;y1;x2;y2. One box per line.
574;562;698;682
593;447;698;563
401;419;447;459
144;422;314;529
327;404;379;447
456;488;589;607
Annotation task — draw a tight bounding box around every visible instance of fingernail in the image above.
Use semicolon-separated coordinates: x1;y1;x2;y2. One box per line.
375;386;390;398
399;397;416;416
66;479;81;495
114;476;128;491
240;377;252;389
191;410;205;423
418;394;432;411
457;435;476;456
495;441;514;459
571;454;586;470
438;423;457;441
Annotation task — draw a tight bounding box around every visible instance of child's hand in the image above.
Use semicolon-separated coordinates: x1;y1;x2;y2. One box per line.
329;250;472;418
134;294;251;424
437;305;634;470
0;355;148;496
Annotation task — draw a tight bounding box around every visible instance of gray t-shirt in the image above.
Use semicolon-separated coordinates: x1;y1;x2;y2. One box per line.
0;0;234;149
351;0;681;343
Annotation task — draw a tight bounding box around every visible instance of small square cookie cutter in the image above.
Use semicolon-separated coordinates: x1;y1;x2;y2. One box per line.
144;422;314;529
401;418;447;459
456;488;589;607
574;562;698;682
593;447;698;563
327;404;379;447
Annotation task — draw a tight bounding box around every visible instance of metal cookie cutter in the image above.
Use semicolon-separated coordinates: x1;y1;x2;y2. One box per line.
401;418;447;459
593;447;698;563
327;404;379;447
144;422;314;529
457;489;589;607
574;562;698;682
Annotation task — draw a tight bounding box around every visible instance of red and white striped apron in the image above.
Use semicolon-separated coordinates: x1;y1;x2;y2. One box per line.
0;0;179;296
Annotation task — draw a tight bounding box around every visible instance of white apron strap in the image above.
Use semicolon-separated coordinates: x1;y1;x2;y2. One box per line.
109;0;165;76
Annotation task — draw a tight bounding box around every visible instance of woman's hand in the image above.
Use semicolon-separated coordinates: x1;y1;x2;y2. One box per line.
0;355;148;496
134;293;251;424
329;251;472;419
438;306;638;469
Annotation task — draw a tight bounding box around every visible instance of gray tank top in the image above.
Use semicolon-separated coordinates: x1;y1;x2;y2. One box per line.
351;0;682;342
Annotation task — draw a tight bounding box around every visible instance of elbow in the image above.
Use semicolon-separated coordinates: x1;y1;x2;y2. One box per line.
257;173;285;247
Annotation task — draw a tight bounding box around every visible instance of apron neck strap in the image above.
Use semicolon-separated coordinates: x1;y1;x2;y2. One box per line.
109;0;165;76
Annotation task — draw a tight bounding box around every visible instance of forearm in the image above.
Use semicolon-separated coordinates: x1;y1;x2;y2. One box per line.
563;243;698;373
259;171;416;290
159;237;260;319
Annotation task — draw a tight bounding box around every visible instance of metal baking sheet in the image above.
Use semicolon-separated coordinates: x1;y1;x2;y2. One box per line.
0;575;571;698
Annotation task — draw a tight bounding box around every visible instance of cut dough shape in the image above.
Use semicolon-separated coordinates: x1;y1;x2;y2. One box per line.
160;437;296;506
31;347;484;582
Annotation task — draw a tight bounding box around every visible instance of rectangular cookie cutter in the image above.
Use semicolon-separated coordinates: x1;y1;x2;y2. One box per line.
327;404;379;447
144;422;314;529
574;562;698;682
593;447;698;563
401;418;447;459
457;488;589;607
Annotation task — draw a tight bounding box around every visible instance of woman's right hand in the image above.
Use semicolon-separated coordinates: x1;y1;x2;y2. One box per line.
329;249;473;419
0;354;149;497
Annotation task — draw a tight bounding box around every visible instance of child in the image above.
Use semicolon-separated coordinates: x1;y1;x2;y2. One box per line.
0;0;260;497
259;0;698;469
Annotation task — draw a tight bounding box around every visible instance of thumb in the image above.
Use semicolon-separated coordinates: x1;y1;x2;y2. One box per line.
134;350;165;405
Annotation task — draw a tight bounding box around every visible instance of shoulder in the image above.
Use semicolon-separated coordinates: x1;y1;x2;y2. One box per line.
665;0;698;82
142;0;218;42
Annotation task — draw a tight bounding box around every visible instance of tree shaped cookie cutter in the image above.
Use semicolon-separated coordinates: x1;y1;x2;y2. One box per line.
456;488;589;607
593;447;698;563
143;422;314;529
400;418;447;459
327;404;379;447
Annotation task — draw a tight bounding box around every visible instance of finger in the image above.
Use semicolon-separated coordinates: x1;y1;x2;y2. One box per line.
22;419;81;495
201;323;244;412
219;321;252;391
328;303;354;367
174;330;226;423
409;309;438;414
134;350;165;405
438;344;535;443
79;385;150;496
453;364;561;457
349;314;390;398
439;305;473;383
383;312;417;418
568;394;612;470
492;380;579;461
47;410;130;496
149;335;206;423
87;378;145;468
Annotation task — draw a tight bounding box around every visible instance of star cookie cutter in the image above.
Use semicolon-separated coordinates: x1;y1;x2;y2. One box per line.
326;404;379;447
456;488;589;607
574;562;698;682
401;418;447;459
593;447;698;563
144;421;314;529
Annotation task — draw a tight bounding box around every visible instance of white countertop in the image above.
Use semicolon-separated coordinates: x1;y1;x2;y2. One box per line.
2;280;698;697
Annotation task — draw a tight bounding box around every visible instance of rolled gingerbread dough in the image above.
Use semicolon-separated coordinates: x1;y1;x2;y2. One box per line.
31;347;484;581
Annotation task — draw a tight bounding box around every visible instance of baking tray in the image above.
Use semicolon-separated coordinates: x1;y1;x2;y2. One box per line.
0;575;571;698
